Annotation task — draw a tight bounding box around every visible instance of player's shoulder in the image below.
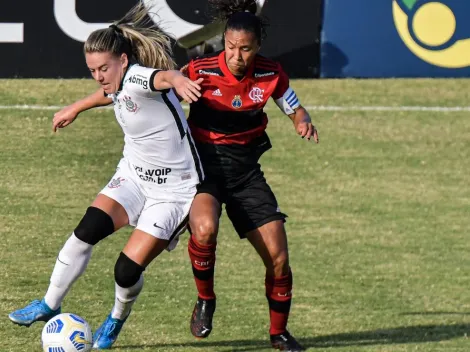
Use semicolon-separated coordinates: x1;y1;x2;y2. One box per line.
122;64;159;93
191;51;221;65
253;54;283;78
190;51;224;77
123;64;146;84
126;63;144;74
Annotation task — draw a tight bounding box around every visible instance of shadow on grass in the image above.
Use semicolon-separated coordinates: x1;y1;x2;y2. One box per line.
119;323;470;350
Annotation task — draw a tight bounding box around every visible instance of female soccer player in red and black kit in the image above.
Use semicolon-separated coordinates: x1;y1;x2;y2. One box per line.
185;0;319;351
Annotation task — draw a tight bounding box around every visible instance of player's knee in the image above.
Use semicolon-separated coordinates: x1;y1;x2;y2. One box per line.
114;252;145;288
74;207;115;245
190;217;218;245
269;250;289;276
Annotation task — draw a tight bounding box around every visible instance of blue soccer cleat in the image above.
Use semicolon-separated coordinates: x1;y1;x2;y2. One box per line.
93;313;128;349
8;299;61;327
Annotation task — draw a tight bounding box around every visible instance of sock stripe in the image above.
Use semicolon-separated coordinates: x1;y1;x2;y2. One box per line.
267;296;292;313
192;266;215;281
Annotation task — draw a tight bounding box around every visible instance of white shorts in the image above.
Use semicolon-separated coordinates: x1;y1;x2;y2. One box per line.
99;158;197;251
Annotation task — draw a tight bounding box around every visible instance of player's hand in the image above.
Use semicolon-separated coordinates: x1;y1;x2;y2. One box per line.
295;116;319;143
52;105;79;132
173;76;203;104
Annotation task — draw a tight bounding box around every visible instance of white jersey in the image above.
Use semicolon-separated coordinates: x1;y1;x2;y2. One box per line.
108;64;203;192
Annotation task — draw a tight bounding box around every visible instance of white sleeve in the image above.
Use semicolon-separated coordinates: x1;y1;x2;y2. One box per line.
274;87;301;115
123;65;162;96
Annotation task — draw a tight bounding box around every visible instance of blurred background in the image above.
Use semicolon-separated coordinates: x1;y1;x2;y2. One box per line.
1;0;470;78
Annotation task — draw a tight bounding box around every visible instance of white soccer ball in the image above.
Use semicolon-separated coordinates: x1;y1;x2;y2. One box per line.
41;313;93;352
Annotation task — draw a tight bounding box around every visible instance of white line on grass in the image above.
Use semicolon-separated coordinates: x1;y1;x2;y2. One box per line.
304;105;470;112
1;104;469;112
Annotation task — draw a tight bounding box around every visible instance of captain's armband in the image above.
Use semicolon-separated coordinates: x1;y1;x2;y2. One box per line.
274;88;301;115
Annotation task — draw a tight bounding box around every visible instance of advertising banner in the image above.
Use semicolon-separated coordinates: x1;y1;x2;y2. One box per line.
321;0;470;77
0;0;321;78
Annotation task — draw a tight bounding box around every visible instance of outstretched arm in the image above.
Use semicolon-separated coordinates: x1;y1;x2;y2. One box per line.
272;67;318;142
52;89;112;132
153;70;203;104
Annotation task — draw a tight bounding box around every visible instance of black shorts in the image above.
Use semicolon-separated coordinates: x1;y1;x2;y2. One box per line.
197;169;287;238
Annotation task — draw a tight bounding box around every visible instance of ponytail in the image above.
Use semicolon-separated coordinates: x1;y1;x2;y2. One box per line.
84;1;175;70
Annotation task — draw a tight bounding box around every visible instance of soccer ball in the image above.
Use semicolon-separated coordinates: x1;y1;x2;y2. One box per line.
41;313;92;352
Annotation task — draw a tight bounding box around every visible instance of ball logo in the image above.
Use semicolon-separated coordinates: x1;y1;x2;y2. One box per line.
392;0;470;68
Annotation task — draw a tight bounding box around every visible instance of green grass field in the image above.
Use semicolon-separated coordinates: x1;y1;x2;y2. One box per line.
1;79;470;351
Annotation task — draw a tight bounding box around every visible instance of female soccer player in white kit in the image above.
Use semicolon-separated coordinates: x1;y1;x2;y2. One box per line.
8;3;204;349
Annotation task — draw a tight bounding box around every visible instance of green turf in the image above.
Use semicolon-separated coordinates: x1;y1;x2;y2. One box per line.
1;79;470;351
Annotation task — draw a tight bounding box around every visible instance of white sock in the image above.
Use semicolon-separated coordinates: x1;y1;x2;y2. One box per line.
44;233;93;310
111;275;144;320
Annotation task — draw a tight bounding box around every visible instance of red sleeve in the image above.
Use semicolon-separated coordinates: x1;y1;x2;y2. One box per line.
272;64;290;100
187;60;197;81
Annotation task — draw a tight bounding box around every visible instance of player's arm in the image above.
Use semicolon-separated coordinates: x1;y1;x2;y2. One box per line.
52;88;112;132
174;63;191;102
272;67;319;142
287;106;319;142
153;70;203;104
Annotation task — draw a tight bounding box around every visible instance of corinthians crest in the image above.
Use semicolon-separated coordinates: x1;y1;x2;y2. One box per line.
108;177;126;188
123;95;139;113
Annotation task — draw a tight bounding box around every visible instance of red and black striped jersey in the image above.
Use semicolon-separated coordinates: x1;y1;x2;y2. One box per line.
187;50;289;146
186;51;291;184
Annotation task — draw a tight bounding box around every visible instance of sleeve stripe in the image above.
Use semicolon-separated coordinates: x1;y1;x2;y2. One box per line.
286;90;295;101
289;98;300;107
149;69;162;92
287;93;298;105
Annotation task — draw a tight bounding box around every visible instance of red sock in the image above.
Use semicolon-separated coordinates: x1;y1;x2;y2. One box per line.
188;234;216;300
265;270;293;335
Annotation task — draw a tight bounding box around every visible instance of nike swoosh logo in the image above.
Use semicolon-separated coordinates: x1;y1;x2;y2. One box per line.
153;223;165;229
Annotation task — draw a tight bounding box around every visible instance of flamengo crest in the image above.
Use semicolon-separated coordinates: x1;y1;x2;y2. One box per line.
249;87;264;103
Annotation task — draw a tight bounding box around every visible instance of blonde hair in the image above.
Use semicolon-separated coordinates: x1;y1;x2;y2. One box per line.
84;1;175;70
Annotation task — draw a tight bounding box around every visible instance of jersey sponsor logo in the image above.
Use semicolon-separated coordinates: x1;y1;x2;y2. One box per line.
134;165;172;184
108;177;125;188
128;74;149;90
198;69;220;76
249;87;264;103
123;95;139;113
254;71;275;78
212;89;222;96
231;95;243;109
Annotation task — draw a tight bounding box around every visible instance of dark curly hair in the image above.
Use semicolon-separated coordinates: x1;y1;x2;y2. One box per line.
208;0;268;44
